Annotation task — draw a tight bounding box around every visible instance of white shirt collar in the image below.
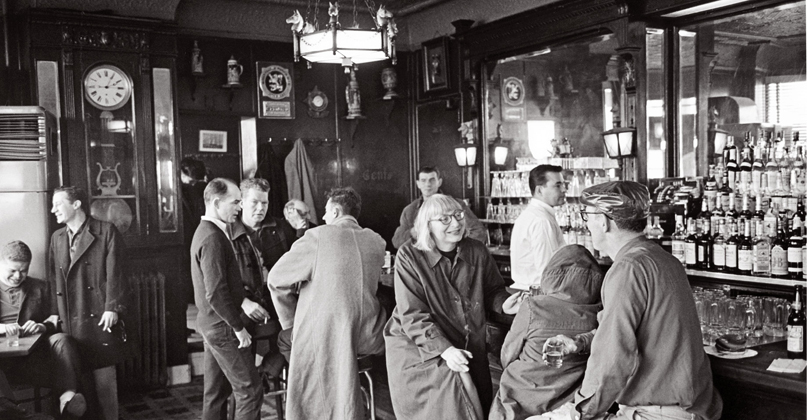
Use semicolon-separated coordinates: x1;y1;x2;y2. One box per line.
201;216;230;239
530;198;556;213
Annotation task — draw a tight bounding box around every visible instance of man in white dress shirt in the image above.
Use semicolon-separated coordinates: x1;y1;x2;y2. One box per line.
509;165;566;291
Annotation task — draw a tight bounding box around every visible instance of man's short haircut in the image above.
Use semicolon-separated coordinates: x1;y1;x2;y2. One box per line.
204;178;236;205
240;178;270;195
529;164;564;194
54;185;89;215
181;158;207;181
612;217;647;233
417;166;441;179
1;241;32;263
326;187;362;218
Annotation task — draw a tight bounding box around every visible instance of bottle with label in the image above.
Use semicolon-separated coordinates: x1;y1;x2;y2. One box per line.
725;192;738;219
752;219;771;277
737;219;754;275
739;193;753;222
685;219;698;269
764;200;778;238
671;214;687;265
704;165;718;209
725;220;739;274
696;219;712;270
647;216;664;244
788;217;804;279
771;216;790;278
711;219;727;272
787;285;805;359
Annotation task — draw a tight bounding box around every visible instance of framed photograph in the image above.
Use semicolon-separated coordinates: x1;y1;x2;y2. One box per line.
422;37;451;94
256;61;296;119
199;130;228;153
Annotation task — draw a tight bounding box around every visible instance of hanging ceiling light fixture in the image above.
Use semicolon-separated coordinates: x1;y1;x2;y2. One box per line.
289;0;397;69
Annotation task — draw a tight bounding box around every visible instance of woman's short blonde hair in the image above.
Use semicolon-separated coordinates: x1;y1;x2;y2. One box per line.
413;194;466;251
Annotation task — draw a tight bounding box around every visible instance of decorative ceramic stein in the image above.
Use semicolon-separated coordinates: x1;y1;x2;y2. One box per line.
381;67;398;100
192;41;204;76
345;68;364;119
226;56;243;86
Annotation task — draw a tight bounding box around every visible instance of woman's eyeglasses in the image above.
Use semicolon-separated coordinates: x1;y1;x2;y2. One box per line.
430;210;465;226
579;211;607;222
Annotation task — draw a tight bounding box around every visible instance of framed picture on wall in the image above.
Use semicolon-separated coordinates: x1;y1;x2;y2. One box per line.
199;130;228;153
256;61;296;119
422;37;451;94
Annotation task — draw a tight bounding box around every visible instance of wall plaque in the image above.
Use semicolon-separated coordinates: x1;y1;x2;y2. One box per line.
256;61;295;119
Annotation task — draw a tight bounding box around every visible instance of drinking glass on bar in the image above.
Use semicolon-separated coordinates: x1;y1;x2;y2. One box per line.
6;323;19;347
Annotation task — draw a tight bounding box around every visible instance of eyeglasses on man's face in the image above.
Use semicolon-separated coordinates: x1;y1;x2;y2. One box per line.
580;210;607;222
430;210;465;226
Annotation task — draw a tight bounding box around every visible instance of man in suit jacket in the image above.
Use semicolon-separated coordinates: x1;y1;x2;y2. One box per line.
192;178;262;420
0;240;85;418
49;186;128;420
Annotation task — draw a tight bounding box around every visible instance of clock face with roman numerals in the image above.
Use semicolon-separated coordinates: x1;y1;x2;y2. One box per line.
83;64;133;111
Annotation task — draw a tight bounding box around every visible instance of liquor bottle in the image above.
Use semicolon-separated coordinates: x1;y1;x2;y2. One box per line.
712;219;727;272
726;192;738;219
752;219;772;277
726;143;739;191
764;201;778;238
739;193;753;222
787;285;805;359
740;149;753;189
771;172;788;211
753;147;766;195
771;216;790;278
796;196;806;225
671;214;687;265
723;135;737;169
711;199;725;234
795;143;806;196
737;219;754;275
704;165;718;209
646;216;664;245
698;198;711;227
685;219;698;270
788;217;804;279
754;195;766;223
719;171;733;211
725;221;739;274
697;219;712;270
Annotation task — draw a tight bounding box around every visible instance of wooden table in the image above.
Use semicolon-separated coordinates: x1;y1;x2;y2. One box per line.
0;333;43;358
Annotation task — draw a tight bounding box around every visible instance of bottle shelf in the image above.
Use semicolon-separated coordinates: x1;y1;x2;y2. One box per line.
480;219;514;224
685;268;806;288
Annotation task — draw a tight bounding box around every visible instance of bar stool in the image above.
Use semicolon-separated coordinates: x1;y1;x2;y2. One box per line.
357;354;375;420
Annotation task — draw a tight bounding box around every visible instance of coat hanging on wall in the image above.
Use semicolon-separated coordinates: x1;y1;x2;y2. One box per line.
285;139;319;221
256;143;289;218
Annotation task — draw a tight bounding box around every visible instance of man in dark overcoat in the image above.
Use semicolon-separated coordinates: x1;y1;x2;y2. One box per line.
49;186;129;420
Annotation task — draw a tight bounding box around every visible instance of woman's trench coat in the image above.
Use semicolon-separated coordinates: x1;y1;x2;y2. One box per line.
48;217;130;370
384;237;509;419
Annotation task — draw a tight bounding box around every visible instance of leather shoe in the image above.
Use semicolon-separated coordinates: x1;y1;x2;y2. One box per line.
62;393;86;417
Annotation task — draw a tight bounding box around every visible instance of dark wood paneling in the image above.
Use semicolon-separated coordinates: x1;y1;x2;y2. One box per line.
176;34;413;247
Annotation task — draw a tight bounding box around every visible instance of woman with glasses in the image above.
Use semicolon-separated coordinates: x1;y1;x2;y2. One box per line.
384;194;518;419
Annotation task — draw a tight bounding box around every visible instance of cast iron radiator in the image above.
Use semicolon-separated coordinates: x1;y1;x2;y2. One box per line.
120;270;168;389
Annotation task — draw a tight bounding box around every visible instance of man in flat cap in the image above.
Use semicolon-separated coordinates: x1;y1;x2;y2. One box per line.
541;181;722;420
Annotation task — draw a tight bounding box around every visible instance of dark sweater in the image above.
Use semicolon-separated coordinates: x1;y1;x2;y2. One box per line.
191;220;245;332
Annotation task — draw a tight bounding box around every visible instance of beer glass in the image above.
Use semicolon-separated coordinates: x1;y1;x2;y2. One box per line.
763;297;787;337
544;339;565;368
6;323;19;347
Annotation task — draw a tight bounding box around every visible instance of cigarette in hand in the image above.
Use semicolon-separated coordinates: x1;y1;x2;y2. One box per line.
264;316;268;324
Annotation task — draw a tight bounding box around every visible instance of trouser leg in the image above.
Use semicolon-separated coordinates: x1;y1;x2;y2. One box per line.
46;333;82;392
202;340;230;420
277;328;293;363
201;325;262;420
93;366;118;420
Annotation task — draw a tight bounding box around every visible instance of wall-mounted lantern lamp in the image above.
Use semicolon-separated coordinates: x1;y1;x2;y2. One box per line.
601;123;636;159
454;142;478;167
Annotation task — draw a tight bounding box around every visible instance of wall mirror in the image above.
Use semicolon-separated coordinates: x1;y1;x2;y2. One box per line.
483;32;623;174
677;0;806;177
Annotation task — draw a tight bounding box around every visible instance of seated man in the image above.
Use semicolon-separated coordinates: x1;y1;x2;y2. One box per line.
0;241;86;418
283;199;317;237
490;245;603;420
268;187;387;420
